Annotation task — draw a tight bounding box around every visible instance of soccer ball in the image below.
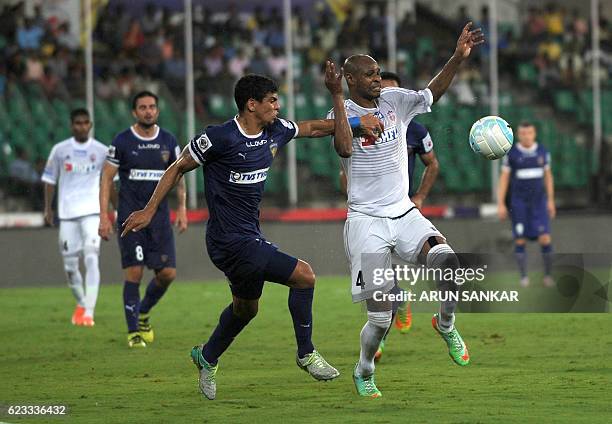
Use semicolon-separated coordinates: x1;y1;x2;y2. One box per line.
469;116;514;160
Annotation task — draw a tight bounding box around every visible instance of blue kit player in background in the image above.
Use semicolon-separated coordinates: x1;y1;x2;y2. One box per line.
338;71;441;360
99;91;188;348
497;121;556;288
121;74;383;399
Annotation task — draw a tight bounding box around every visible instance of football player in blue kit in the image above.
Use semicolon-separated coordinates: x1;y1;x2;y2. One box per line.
99;91;188;348
497;122;556;287
121;74;384;399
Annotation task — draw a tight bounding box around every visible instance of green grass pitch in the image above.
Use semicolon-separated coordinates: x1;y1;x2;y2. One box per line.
1;277;611;424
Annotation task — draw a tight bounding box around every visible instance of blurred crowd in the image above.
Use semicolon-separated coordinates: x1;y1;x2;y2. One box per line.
518;3;611;91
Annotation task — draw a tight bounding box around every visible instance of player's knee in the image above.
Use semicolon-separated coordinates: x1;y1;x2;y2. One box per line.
295;261;315;289
83;250;98;269
125;267;144;283
426;243;459;270
155;268;176;287
63;256;79;275
367;310;392;330
539;234;551;245
233;299;258;321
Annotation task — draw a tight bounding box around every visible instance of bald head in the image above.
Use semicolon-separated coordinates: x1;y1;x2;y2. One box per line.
343;54;378;78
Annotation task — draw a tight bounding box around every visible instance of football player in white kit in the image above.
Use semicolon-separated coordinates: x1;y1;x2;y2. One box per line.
325;23;484;397
42;109;109;327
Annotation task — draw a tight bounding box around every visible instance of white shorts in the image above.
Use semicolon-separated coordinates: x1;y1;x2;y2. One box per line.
59;214;101;257
344;208;443;302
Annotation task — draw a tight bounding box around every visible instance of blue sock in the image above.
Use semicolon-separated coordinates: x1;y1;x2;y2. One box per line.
288;287;315;358
202;304;251;365
514;244;527;278
140;278;167;314
541;244;553;276
123;281;140;333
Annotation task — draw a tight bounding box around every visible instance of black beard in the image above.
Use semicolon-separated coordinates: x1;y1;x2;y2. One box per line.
138;121;156;129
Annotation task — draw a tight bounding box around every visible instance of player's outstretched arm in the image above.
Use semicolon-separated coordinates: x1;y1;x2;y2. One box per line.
427;22;484;103
296;114;383;140
413;152;440;209
121;147;199;237
99;162;118;240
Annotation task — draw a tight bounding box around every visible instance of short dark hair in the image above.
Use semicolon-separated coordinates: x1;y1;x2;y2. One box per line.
518;121;535;128
380;71;402;86
132;90;158;110
234;74;278;112
70;108;90;123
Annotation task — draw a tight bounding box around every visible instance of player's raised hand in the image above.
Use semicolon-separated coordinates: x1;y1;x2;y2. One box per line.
324;60;343;96
121;209;153;237
98;213;114;241
358;113;385;138
175;206;188;234
454;22;485;60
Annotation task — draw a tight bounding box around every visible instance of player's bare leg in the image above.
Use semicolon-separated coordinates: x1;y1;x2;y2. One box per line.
286;260;339;381
421;236;469;366
538;234;554;287
514;238;529;287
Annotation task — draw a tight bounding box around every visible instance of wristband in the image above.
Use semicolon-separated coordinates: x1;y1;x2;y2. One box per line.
349;116;360;129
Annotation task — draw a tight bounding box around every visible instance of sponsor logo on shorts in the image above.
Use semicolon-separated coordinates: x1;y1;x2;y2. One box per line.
229;167;269;184
129;169;165;181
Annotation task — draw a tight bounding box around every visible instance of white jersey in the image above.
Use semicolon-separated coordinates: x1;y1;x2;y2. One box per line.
330;87;433;218
42;137;108;220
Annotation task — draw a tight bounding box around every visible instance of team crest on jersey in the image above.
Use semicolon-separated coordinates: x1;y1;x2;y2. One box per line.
90;153;97;163
161;150;170;163
270;143;278;158
538;156;544;166
196;134;212;152
386;110;396;123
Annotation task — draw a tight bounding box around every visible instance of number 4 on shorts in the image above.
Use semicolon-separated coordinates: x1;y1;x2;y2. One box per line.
355;271;365;290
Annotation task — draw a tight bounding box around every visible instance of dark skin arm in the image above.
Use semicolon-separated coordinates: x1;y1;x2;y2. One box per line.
412;151;439;209
427;22;484;103
121;147;199;236
296;115;383;140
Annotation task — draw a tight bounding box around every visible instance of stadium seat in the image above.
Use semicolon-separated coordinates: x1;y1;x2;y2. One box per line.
554;90;576;113
517;62;538;84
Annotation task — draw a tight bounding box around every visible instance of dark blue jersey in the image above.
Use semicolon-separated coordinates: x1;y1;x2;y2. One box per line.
502;142;550;200
406;120;433;196
188;117;298;247
106;125;180;222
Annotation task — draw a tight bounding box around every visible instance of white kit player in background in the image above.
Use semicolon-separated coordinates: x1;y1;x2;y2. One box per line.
42;108;110;327
325;22;484;398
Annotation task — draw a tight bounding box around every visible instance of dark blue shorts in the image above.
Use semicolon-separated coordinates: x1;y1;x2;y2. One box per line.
118;220;176;270
510;196;550;240
207;236;298;300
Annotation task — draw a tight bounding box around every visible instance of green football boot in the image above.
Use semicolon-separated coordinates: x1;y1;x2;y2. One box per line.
190;345;218;400
352;363;382;398
432;313;470;366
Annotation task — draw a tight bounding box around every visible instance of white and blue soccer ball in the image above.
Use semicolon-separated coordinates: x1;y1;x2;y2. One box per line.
469;116;514;160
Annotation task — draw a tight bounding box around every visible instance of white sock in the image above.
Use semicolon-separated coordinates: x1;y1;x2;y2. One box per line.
357;310;392;377
427;244;459;331
64;256;84;306
83;252;100;317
